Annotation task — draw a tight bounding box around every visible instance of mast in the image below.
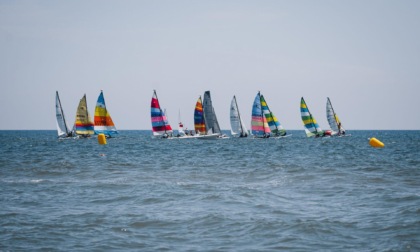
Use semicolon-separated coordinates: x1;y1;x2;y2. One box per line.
56;91;69;134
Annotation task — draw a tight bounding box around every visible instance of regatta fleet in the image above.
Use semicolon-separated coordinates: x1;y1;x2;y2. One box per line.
56;90;348;139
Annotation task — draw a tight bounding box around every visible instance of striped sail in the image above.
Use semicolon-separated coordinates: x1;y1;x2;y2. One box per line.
151;90;173;137
230;95;248;137
202;91;221;135
251;92;270;137
260;94;286;136
74;94;94;136
194;96;206;134
300;97;322;137
326;97;345;135
94;90;118;136
55;91;72;138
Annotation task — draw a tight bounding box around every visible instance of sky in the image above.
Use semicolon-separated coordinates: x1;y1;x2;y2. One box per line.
1;0;419;130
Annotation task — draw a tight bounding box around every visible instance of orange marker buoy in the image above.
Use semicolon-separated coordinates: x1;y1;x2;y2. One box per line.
98;133;107;145
369;137;384;148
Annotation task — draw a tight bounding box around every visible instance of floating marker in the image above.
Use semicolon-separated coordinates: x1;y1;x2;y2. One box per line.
369;137;384;148
98;133;107;145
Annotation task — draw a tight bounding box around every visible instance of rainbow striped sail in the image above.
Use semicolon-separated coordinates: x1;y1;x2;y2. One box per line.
326;97;345;135
74;94;94;137
151;90;173;137
251;92;270;137
260;94;286;136
194;96;206;135
94;90;118;136
300;97;323;137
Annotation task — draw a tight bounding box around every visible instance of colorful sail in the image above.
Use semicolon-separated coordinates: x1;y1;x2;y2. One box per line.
230;95;248;137
55;91;72;138
194;96;206;134
326;97;345;135
251;92;270;137
260;94;286;136
94;90;118;136
202;91;221;135
300;97;323;137
151;90;173;137
74;94;94;136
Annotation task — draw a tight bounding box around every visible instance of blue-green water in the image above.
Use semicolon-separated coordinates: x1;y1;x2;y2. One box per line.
0;130;419;251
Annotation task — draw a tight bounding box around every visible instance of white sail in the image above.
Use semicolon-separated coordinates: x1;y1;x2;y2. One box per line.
55;91;70;137
230;96;248;137
326;97;345;135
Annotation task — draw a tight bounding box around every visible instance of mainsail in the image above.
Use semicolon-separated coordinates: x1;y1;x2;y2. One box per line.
94;90;118;136
260;94;286;136
151;90;173;137
194;96;206;135
230;95;248;137
74;94;94;136
202;91;221;135
55;91;72;138
326;97;345;135
251;92;271;137
300;97;323;137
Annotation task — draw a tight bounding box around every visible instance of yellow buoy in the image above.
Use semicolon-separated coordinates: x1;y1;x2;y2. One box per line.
98;133;107;145
369;137;384;148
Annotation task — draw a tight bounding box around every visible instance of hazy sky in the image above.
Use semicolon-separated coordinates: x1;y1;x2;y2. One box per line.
1;0;419;130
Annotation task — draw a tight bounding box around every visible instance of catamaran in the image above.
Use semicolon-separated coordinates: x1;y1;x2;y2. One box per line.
230;95;248;137
94;90;118;137
251;91;286;138
194;91;227;139
300;97;331;137
151;90;173;138
55;91;73;138
74;94;94;138
326;97;346;136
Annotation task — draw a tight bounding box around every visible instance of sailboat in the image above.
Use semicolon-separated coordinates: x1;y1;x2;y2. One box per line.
251;92;271;138
260;93;287;137
230;95;248;137
151;90;173;138
175;110;198;139
194;91;227;139
326;97;346;136
74;94;94;137
55;91;73;138
251;91;287;138
94;90;118;137
300;97;331;137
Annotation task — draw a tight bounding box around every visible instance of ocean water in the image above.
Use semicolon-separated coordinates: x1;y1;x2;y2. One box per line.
0;130;419;251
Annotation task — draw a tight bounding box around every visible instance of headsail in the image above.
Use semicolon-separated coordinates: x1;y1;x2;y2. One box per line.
94;90;118;136
194;96;206;135
326;97;345;135
230;95;248;137
300;97;323;137
251;92;270;137
151;90;173;137
260;94;286;136
55;91;72;137
202;91;221;135
74;94;94;136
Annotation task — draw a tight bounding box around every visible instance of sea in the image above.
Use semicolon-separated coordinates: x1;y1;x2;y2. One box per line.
0;130;419;251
